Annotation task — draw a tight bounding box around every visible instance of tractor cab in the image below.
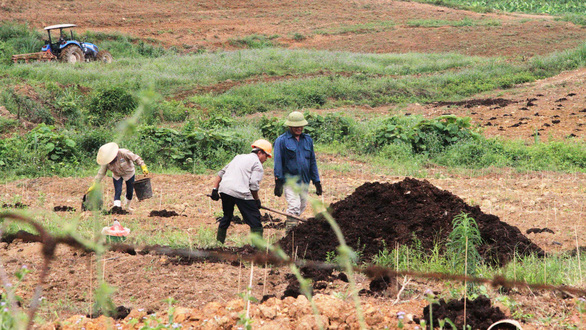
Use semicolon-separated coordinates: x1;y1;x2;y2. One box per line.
41;24;79;55
39;24;112;63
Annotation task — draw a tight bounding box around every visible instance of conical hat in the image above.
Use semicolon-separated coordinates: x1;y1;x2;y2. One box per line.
96;142;119;165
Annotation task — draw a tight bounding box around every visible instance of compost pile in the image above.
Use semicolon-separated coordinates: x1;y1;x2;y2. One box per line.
279;178;544;266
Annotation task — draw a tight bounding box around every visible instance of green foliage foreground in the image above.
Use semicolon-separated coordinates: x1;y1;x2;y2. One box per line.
2;110;586;180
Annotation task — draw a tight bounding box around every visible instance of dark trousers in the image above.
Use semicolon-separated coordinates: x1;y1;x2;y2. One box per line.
218;193;262;230
113;175;135;201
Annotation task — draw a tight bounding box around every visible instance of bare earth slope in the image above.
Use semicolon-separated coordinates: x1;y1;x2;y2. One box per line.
3;0;585;57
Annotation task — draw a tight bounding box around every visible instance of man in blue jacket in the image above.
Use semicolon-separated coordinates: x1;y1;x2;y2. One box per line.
273;111;322;232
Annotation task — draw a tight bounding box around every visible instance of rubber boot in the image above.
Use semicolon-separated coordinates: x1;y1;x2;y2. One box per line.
216;227;227;244
250;227;263;240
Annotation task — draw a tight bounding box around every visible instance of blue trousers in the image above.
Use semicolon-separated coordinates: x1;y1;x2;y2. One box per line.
113;175;135;201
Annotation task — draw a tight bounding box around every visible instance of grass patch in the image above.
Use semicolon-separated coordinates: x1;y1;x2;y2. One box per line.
406;17;501;27
314;20;395;35
228;34;280;49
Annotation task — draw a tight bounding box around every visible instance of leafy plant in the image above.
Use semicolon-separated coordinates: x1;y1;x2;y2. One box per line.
446;212;482;276
372;115;480;154
259;115;286;141
25;124;78;163
199;114;234;129
303;112;355;144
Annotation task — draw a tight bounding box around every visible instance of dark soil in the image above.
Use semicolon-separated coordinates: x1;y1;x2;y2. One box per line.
104;206;130;215
1;230;41;244
216;215;244;224
2;202;28;209
526;227;555;234
149;209;180;217
282;273;315;299
88;305;131;320
369;275;397;293
53;205;76;212
262;213;285;229
419;296;511;330
433;98;517;109
278;178;544;266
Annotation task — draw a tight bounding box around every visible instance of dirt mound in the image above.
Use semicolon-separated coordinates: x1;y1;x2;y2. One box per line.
278;178;544;266
419;296;510;329
149;209;180;217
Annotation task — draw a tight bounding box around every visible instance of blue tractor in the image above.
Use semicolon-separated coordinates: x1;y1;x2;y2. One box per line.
41;24;113;63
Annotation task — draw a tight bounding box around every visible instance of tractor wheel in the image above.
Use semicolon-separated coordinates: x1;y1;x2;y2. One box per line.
96;50;113;63
60;46;84;63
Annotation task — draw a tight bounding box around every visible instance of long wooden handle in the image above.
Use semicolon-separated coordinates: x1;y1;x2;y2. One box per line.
260;206;307;222
206;194;307;222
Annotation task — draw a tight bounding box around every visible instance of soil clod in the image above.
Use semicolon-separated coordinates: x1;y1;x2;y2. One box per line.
53;205;76;212
104;206;130;215
149;209;180;217
526;227;555;234
2;202;28;209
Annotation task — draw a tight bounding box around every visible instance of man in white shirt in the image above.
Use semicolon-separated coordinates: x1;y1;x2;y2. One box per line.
210;139;272;244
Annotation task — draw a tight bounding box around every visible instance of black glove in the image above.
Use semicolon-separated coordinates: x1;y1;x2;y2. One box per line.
274;179;284;197
315;181;323;196
211;188;220;201
255;199;261;209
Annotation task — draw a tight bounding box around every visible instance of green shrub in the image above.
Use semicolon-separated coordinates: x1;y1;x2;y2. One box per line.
86;86;137;126
199;114;234;129
155;100;190;122
371;115;480;154
0;138;18;166
25;124;78;163
259;115;286;141
136;125;246;173
53;86;85;126
74;129;113;158
0;117;18;134
0;22;44;65
0;41;16;65
303;112;355;143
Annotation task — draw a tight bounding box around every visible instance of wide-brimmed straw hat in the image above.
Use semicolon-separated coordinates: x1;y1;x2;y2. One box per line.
96;142;119;165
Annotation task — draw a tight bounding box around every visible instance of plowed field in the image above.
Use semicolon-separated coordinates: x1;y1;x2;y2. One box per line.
1;1;585;329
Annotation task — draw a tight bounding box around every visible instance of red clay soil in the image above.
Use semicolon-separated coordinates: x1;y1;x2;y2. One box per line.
5;1;586;58
279;178;544;266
